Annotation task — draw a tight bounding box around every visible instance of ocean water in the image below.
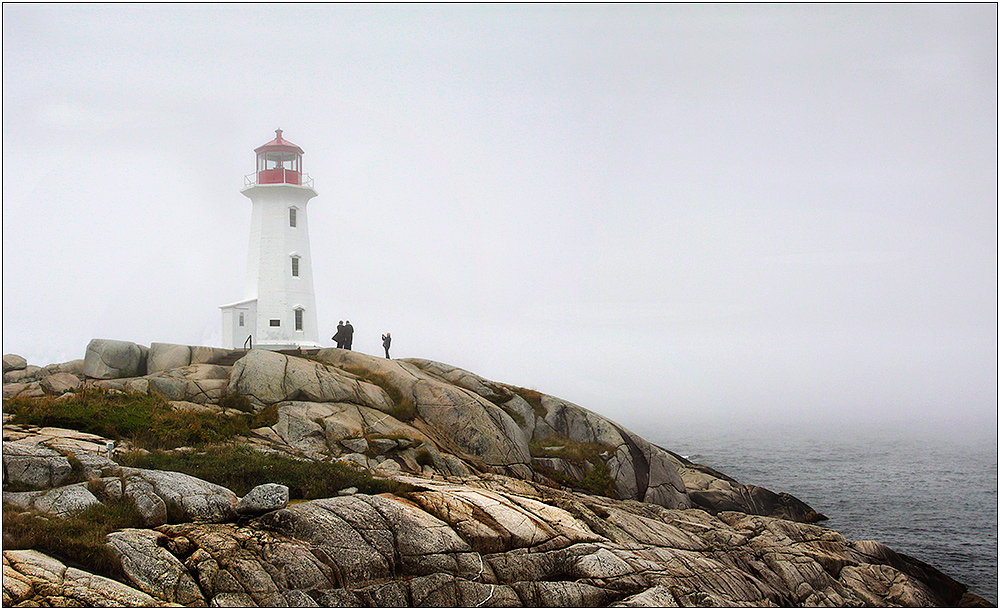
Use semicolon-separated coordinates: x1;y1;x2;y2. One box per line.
649;426;998;604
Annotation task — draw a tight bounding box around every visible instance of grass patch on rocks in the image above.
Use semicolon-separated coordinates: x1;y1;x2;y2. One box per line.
529;437;619;498
249;402;280;429
504;385;546;418
116;444;411;499
2;496;145;581
334;365;417;422
3;387;258;450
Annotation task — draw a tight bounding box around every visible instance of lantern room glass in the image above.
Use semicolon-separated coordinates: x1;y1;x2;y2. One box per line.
256;150;302;185
257;151;300;173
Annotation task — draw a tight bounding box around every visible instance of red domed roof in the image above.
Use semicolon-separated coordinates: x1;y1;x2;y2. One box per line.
254;129;304;155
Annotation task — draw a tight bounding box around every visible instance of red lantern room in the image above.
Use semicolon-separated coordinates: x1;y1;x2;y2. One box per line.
254;128;305;185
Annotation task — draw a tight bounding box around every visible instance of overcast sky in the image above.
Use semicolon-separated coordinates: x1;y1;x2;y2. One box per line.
3;4;996;443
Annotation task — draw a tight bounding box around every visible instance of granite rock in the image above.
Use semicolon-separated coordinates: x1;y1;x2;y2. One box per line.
236;483;289;515
146;342;193;374
40;372;83;395
82;339;146;379
2;442;75;488
1;338;979;608
3;353;27;373
95;478;968;607
3;549;165;607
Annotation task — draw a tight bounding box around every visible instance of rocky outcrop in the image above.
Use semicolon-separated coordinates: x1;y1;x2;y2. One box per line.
7;476;957;607
4;343;825;522
3;426;119;468
231;350;533;473
2;339;980;607
228;349;390;407
0;469;975;607
3;426;237;527
105;529;206;605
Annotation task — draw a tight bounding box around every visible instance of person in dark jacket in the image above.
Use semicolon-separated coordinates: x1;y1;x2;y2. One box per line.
344;321;354;350
382;332;391;359
332;321;345;348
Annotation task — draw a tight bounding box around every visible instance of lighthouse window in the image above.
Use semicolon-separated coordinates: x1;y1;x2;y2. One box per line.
291;256;300;277
289;207;297;227
269;319;281;327
294;309;304;331
238;312;245;327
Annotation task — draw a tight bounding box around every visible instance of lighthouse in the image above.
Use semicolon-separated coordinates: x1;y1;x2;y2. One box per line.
220;129;321;351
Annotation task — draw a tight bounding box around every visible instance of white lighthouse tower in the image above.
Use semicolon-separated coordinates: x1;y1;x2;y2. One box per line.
220;129;321;351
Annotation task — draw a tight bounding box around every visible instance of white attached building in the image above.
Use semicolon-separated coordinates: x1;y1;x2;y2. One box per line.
221;129;321;351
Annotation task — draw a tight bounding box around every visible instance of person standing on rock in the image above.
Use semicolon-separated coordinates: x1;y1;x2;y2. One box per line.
332;321;345;349
382;332;391;359
344;321;354;350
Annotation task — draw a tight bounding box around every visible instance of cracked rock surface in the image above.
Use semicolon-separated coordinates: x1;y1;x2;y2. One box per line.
3;475;968;607
2;344;983;606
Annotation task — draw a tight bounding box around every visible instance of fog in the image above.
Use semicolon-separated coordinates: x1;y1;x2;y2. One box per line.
3;4;996;443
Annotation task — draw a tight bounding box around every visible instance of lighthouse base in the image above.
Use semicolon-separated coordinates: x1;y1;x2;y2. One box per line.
221;298;324;352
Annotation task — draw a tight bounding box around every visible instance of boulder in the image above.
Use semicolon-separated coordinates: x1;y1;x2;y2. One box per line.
3;549;164;607
40;372;83;395
146;343;192;374
82;339;146;379
338;453;372;469
2;483;101;518
2;442;75;488
4;365;48;384
44;359;86;377
3;353;27;373
123;475;168;526
374;459;402;475
3;382;33;398
120;468;238;526
235;483;289;515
